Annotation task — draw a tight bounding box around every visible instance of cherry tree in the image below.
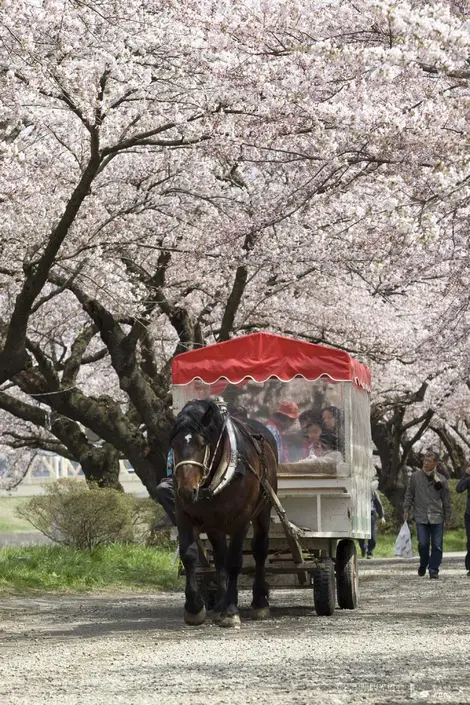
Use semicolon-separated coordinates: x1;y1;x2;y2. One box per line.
1;0;470;500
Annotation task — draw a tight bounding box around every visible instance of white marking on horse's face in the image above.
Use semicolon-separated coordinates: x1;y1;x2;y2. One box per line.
184;433;192;444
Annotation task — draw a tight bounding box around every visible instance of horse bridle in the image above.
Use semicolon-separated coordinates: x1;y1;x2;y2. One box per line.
173;445;212;485
173;417;227;488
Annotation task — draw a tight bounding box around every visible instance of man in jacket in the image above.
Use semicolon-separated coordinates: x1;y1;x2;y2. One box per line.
456;466;470;576
403;451;452;579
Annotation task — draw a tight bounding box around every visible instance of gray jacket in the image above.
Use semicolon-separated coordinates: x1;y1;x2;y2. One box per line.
403;469;452;524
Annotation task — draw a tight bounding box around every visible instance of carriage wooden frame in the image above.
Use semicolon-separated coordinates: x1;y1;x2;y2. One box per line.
172;332;374;617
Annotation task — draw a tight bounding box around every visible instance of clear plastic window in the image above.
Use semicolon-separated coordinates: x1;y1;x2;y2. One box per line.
173;376;371;480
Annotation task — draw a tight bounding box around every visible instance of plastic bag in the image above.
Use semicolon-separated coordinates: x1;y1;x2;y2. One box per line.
394;521;413;558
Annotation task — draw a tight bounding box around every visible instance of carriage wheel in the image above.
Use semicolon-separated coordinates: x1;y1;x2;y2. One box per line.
196;573;217;610
336;539;358;610
313;557;336;616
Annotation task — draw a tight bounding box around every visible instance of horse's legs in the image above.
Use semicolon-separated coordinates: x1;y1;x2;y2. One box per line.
218;527;248;629
251;505;271;619
178;516;206;626
206;530;228;618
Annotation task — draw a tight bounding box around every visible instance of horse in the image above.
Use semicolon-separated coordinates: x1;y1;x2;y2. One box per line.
169;398;278;628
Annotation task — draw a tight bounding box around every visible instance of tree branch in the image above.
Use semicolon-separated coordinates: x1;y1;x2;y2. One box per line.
419;63;470;80
218;265;248;342
402;409;435;458
1;431;71;458
25;338;60;389
0;143;102;383
47;273;168;441
62;325;98;386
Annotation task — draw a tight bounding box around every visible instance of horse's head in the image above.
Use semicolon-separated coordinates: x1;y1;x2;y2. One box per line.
170;399;225;504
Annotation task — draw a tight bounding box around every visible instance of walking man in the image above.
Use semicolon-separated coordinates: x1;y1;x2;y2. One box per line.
403;450;452;579
456;466;470;576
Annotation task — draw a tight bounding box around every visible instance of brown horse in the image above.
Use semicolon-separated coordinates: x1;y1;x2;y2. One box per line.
170;399;278;628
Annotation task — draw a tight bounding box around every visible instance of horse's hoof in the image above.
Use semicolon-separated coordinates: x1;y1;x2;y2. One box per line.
184;606;206;626
218;613;241;629
251;606;270;620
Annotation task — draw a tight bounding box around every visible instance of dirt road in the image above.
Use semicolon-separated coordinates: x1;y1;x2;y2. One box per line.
1;555;469;705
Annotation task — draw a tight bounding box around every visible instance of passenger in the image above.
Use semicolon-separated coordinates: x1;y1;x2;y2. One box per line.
266;401;299;463
193;380;212;399
299;409;317;434
299;410;319;456
304;417;328;459
321;405;340;451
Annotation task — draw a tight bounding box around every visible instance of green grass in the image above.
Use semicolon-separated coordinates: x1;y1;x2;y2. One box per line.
362;528;467;559
0;520;465;594
0;544;183;593
0;497;35;532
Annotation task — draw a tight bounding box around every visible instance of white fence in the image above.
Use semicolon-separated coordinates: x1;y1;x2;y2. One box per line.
0;454;147;497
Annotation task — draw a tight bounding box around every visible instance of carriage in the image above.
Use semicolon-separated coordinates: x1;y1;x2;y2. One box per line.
171;332;374;616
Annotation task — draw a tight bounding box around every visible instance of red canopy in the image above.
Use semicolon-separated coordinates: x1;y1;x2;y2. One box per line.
172;332;371;391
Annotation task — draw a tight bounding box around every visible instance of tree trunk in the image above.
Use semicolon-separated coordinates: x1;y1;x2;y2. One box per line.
80;443;123;491
371;398;436;522
430;425;466;477
371;412;411;522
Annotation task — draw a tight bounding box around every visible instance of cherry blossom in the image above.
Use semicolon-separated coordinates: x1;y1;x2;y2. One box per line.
1;0;470;492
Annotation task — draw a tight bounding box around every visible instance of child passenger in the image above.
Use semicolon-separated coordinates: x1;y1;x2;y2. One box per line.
304;417;328;458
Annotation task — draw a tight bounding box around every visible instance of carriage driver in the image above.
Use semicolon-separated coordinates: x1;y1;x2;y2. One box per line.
155;451;177;527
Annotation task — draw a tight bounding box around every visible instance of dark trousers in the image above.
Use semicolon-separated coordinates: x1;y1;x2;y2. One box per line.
358;513;376;556
156;476;176;525
465;513;470;571
416;521;444;575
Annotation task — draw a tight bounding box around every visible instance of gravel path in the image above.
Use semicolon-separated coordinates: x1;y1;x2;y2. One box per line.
0;555;469;705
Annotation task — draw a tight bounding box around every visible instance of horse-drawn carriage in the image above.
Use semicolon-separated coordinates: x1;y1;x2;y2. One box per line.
171;332;374;621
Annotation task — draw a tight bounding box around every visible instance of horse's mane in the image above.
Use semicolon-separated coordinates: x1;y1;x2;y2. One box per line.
170;399;224;443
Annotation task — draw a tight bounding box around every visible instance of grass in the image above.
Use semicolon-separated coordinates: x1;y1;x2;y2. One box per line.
0;531;466;594
0;497;35;532
0;544;183;593
362;528;467;558
0;530;466;594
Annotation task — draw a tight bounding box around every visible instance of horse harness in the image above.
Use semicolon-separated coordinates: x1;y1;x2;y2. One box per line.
173;413;269;498
173;415;240;496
